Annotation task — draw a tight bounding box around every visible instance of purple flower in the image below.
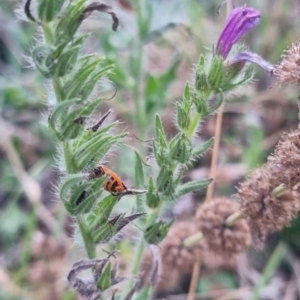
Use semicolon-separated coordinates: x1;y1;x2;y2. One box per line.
230;51;274;73
216;6;261;58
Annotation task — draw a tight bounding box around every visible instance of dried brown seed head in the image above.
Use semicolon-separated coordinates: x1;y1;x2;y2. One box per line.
196;198;251;256
159;221;203;273
268;129;300;188
274;39;300;85
238;166;300;234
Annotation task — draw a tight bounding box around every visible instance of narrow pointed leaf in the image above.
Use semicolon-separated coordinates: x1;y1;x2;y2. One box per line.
60;174;84;203
175;178;213;197
88;194;118;229
65;58;105;99
183;82;191;110
72;121;118;152
74;133;127;170
155;115;168;148
97;262;112;290
192;137;215;157
134;150;146;213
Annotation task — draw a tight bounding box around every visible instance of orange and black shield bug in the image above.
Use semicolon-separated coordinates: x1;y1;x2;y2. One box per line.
88;165;148;196
89;165;127;195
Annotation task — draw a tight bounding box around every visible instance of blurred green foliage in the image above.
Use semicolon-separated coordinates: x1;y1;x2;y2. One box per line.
1;0;300;299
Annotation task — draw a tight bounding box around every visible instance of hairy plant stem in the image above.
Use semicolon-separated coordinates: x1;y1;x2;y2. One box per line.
77;216;96;259
41;25;97;261
205;104;224;202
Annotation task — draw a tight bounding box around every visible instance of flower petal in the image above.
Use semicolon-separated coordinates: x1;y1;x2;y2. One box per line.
230;51;274;73
216;6;261;58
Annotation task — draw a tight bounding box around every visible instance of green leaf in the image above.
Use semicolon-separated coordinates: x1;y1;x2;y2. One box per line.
97;262;112;290
54;46;81;77
175;178;213;197
72;121;118;153
60;175;107;215
55;0;87;44
207;91;224;114
192;137;215;158
156;167;175;196
60;174;83;203
176;102;191;130
31;44;53;78
137;0;152;39
155;115;168;148
87;194;118;230
79;65;113;102
71;177;107;215
221;66;254;93
183;83;191;110
145;56;181;114
58;108;85;141
146;177;160;209
207;56;224;91
64;57;105;100
74;133;127;170
38;0;66;22
134;150;145;189
134;150;146;213
49;99;79;131
144;219;173;244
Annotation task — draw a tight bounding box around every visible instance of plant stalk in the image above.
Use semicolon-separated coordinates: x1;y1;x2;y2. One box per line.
41;23;97;261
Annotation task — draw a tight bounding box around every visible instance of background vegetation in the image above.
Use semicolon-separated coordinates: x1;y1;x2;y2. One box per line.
1;0;300;299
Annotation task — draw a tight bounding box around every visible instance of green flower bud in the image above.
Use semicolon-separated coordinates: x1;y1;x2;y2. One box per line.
207;56;224;91
152;141;170;168
170;134;192;164
194;93;208;116
178;139;192;164
195;55;210;92
156;167;174;194
176;102;190;130
146;177;160;209
146;192;160;209
195;71;209;92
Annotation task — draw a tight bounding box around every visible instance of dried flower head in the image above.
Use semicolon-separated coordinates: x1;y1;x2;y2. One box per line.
238;166;300;234
196;198;251;255
274;39;300;85
268;128;300;188
159;221;203;273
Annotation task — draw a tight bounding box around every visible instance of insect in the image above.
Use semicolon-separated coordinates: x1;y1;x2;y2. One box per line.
89;165;128;195
88;165;147;196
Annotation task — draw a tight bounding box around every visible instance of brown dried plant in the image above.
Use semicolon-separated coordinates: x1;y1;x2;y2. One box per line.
274;39;300;85
196;197;251;256
268;128;300;188
140;221;203;293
